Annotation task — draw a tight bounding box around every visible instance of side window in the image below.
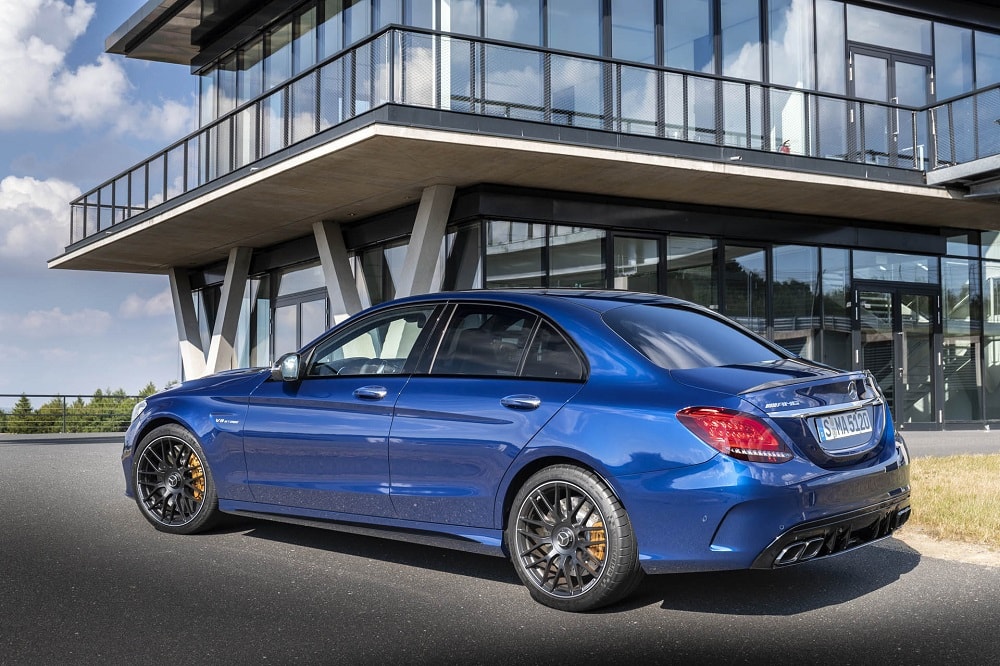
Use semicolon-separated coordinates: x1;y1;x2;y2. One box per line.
432;305;536;376
307;306;436;376
522;322;585;381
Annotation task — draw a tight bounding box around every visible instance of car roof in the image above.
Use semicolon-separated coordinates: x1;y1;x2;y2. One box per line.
392;289;691;314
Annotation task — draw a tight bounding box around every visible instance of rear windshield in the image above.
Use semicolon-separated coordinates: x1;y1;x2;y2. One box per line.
603;304;787;370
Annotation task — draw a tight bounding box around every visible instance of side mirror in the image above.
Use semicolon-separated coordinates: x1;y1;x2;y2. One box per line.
271;353;303;382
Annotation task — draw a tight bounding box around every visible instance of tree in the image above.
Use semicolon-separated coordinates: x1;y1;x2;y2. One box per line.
8;395;37;434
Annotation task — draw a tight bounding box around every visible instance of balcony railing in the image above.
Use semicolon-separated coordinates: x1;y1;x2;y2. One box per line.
68;26;1000;247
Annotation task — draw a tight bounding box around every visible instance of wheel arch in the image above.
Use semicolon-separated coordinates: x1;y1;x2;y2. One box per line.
497;453;623;555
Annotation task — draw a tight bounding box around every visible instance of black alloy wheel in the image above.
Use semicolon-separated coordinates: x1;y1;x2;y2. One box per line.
508;465;643;612
133;424;221;534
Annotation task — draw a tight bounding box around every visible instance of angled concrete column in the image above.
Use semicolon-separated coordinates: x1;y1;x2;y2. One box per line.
395;184;455;299
168;268;206;381
314;220;363;324
206;247;253;374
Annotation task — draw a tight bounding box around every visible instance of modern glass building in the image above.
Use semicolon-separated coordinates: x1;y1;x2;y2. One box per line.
50;0;1000;430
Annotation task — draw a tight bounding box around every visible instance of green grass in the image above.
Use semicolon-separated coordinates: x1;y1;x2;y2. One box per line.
904;454;1000;550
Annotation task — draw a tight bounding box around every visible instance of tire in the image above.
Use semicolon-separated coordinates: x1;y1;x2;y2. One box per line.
132;424;222;535
507;465;644;612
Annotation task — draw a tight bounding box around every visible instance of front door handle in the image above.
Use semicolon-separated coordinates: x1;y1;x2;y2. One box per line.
501;395;541;411
354;386;388;400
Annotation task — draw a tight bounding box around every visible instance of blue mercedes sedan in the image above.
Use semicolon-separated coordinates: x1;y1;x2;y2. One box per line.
123;290;910;611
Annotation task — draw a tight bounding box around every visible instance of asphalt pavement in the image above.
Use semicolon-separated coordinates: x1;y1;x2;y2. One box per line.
1;438;999;665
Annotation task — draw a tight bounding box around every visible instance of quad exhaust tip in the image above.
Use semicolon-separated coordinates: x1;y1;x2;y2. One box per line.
774;537;826;566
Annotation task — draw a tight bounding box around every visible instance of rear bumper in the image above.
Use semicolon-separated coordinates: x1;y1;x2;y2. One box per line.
750;495;911;568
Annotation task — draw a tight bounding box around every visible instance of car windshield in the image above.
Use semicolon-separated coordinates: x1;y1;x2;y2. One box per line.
603;304;787;370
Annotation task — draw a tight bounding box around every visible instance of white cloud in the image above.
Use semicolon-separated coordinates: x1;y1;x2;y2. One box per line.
0;175;80;265
120;289;173;319
0;306;112;338
0;0;195;139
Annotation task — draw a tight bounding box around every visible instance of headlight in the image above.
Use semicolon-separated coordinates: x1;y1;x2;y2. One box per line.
130;399;147;423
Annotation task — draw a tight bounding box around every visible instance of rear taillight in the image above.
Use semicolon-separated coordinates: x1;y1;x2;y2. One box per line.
677;407;793;464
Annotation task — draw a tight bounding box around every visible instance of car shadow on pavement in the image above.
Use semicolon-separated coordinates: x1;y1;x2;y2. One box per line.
236;518;522;585
615;539;921;615
232;518;920;614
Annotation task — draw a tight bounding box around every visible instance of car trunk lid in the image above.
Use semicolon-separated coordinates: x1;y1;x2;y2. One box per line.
671;360;889;468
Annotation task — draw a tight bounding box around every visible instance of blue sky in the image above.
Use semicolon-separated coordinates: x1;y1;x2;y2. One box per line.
0;0;197;397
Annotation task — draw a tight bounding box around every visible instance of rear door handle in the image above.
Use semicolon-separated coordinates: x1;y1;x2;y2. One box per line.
354;386;389;400
501;395;541;410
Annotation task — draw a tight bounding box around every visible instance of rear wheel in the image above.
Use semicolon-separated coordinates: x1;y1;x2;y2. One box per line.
508;465;644;612
132;424;221;534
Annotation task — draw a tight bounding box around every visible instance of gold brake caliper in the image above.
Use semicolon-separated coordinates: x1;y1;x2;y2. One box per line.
188;453;205;501
588;519;606;562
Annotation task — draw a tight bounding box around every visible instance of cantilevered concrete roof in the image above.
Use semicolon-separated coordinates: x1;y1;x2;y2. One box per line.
49;115;995;275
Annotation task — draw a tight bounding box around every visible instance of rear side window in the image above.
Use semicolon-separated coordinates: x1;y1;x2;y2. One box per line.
603;304;786;370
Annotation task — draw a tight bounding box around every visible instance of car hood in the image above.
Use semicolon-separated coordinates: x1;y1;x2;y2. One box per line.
155;367;271;397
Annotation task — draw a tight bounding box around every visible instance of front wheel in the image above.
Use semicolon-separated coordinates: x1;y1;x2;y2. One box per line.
132;424;222;534
507;465;644;612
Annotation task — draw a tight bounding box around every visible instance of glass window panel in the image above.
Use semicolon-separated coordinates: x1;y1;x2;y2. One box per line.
549;226;605;288
768;0;814;89
345;0;372;45
486;0;541;46
273;303;298;356
664;0;714;73
815;0;845;94
983;231;1000;260
984;262;1000;419
378;0;401;28
447;35;476;112
359;246;384;307
300;298;329;346
552;56;604;129
847;4;931;55
266;20;294;90
854;53;887;102
772;245;818;358
666;236;718;309
252;275;272;366
522;322;584;380
604;305;784;370
218;52;238;115
821;247;851;370
948;232;979;258
441;223;483;290
721;0;761;81
239;37;264;106
936;24;974;100
548;0;600;55
384;242;408;300
977;31;1000;88
320;0;345;58
310;305;437;375
944;259;982;421
724;244;767;335
619;66;658;136
294;6;318;74
277;264;325;296
771;89;807;154
447;0;481;35
853;251;938;283
483;46;544;121
199;70;216;127
433;305;534;376
405;0;435;28
486;220;545;288
687;75;717;143
613;237;659;294
612;0;655;64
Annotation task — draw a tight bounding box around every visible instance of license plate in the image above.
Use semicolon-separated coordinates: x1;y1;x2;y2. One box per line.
816;409;873;443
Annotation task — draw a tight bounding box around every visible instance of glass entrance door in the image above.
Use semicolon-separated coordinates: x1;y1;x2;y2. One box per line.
850;48;932;169
856;286;940;426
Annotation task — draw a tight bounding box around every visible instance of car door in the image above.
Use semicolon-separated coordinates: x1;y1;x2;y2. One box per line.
388;303;587;528
242;304;440;517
